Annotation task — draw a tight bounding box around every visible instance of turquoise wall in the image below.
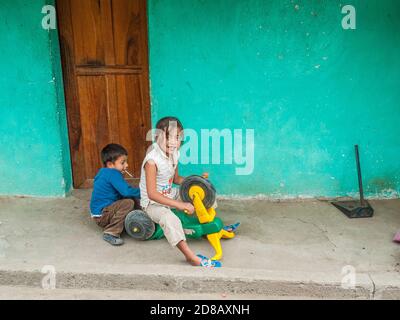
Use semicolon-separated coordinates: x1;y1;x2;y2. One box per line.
0;0;72;197
148;0;400;198
0;0;399;199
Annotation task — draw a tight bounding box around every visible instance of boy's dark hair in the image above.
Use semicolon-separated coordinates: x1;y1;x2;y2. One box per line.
101;144;128;166
156;116;184;138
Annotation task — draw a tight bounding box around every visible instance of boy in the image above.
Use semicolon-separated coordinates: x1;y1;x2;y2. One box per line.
90;143;140;246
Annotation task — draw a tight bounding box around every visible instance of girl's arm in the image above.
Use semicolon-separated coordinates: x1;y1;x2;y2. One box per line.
173;166;185;185
145;161;194;213
173;167;209;185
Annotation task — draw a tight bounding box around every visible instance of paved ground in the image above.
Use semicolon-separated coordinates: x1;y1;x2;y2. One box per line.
0;190;399;299
0;286;319;300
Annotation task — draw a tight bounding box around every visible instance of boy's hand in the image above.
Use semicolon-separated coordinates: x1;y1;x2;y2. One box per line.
202;172;209;179
178;202;195;214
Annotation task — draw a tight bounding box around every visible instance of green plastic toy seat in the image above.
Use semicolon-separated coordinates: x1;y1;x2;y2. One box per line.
149;209;224;240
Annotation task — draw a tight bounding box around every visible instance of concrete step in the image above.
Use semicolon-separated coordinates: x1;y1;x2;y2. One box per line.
0;285;318;300
1;264;399;299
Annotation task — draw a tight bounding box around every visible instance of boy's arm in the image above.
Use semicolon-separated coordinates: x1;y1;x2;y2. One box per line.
109;170;140;198
145;161;194;214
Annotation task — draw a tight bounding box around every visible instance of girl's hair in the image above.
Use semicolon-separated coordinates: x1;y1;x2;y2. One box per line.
156;116;184;138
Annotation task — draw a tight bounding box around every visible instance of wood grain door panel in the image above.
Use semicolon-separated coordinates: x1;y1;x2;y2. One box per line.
57;0;151;188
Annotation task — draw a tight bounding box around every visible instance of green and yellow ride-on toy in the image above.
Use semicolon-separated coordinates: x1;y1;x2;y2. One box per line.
124;175;235;260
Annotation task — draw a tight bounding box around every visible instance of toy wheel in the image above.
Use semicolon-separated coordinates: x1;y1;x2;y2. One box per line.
124;210;155;240
179;175;216;209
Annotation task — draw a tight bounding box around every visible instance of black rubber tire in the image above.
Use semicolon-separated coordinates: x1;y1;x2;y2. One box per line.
179;175;216;209
124;210;155;240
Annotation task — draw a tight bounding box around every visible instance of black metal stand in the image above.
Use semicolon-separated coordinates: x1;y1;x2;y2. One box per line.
331;145;374;218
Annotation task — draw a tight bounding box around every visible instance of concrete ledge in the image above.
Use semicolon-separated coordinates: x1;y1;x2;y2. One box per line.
369;272;400;299
1;265;393;299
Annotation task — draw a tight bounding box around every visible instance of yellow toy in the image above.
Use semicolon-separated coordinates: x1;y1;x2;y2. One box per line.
183;179;235;260
125;175;237;261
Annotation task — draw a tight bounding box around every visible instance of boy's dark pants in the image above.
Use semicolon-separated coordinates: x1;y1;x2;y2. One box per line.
93;199;139;237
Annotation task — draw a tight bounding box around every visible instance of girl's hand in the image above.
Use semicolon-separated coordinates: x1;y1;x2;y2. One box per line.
178;202;195;214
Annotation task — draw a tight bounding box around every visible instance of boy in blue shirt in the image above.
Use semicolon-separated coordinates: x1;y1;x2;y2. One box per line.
90;144;140;246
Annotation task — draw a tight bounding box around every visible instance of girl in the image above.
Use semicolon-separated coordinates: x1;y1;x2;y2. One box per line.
139;117;221;267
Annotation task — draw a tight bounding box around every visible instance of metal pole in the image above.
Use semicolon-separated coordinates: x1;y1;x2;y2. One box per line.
355;145;366;207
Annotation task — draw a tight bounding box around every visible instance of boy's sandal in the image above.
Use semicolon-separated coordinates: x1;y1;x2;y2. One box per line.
223;222;241;233
103;233;124;246
196;254;222;268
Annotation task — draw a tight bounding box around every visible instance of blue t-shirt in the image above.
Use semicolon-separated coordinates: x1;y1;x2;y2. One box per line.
90;168;140;216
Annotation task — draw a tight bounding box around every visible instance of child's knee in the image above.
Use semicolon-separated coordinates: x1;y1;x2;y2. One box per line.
160;212;182;229
120;199;135;212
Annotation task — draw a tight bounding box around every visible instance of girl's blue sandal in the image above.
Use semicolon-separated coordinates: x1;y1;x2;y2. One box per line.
223;222;241;233
196;254;222;268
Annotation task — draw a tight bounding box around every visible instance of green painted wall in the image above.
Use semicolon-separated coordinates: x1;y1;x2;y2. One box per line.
0;0;72;197
0;0;399;199
148;0;400;198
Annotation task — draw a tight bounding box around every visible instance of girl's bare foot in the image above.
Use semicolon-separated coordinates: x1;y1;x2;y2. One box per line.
187;255;202;266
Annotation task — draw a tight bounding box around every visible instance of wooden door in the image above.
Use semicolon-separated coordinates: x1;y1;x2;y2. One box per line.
57;0;151;188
